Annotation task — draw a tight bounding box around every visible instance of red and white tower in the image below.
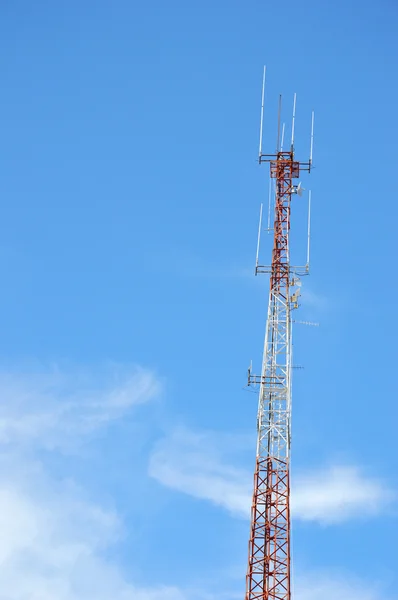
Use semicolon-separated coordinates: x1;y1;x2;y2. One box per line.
245;71;314;600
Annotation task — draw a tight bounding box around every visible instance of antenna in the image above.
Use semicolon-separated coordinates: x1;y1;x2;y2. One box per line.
309;111;315;169
255;203;263;273
267;178;272;231
247;360;254;386
276;95;282;153
306;190;312;269
280;123;285;151
296;182;304;197
292;320;319;327
291;93;297;150
259;66;266;159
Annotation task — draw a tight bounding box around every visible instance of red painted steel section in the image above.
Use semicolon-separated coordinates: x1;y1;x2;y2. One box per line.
246;457;291;600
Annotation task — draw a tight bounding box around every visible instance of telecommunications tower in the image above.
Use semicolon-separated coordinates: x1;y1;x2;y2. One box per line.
245;67;314;600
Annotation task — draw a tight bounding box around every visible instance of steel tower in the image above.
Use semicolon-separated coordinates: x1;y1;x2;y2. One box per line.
245;73;314;600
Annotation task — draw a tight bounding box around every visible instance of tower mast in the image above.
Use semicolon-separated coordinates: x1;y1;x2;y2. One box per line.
245;83;313;600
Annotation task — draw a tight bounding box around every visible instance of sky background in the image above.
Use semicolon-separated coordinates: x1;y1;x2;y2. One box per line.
0;0;397;598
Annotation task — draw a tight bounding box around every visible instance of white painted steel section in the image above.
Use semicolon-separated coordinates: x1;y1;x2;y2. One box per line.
256;290;292;460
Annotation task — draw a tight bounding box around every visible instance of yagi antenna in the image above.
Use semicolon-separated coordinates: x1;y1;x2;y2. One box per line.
259;66;266;159
255;203;263;273
291;93;297;151
306;190;312;270
309;111;315;169
292;320;319;327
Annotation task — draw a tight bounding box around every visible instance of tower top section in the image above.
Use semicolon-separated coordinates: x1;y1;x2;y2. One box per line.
258;67;315;174
255;68;314;279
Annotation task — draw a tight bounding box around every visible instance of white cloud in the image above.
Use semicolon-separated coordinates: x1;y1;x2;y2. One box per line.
0;363;191;600
292;464;394;524
149;428;395;524
295;572;388;600
0;364;160;450
0;461;186;600
0;368;392;600
149;428;251;517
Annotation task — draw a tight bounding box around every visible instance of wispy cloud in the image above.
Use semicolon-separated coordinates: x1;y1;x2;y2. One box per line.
0;369;392;599
149;428;250;517
0;364;160;450
0;458;187;600
0;363;189;600
292;464;394;524
294;572;390;600
149;427;395;524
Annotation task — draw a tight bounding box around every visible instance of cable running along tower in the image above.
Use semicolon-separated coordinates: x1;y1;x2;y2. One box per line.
245;68;314;600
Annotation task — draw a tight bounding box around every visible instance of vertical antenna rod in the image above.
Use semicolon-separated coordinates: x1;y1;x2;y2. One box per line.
276;95;282;154
290;93;297;150
267;178;272;232
246;72;313;600
255;203;263;273
280;123;286;152
309;111;315;169
259;66;267;159
306;190;312;268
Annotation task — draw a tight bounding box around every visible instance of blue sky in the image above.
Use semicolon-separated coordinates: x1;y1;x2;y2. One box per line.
0;0;396;598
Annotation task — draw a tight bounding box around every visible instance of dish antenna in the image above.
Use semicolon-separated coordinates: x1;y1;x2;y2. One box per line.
291;182;305;196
